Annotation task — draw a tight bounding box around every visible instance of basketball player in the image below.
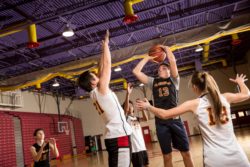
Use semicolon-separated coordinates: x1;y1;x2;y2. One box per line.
136;72;250;167
30;128;59;167
123;83;149;167
133;45;194;167
78;30;132;167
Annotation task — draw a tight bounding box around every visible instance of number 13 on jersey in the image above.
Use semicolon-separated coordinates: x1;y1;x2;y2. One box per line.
158;87;169;97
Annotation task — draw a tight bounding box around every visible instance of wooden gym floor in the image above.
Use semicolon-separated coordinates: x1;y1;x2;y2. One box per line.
52;127;250;167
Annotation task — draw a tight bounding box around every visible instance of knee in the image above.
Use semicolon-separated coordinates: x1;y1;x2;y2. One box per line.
181;151;192;159
181;151;191;159
163;153;172;161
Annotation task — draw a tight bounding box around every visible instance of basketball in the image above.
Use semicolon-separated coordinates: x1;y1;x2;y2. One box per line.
148;45;167;63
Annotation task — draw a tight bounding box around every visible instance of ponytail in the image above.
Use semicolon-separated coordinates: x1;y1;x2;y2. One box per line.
203;73;222;123
191;71;223;124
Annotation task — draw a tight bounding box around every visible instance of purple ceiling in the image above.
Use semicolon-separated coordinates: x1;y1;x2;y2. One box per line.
0;0;249;97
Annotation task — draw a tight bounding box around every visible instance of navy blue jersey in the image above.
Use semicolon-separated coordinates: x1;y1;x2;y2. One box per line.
149;76;179;123
33;143;50;167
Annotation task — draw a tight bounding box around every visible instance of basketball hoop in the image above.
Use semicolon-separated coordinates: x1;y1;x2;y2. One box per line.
58;121;69;135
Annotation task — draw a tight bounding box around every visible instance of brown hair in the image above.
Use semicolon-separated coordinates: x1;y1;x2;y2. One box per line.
191;71;222;123
33;128;44;136
78;71;94;92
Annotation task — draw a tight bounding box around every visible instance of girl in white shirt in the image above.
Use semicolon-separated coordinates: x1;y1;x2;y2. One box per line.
136;71;250;167
123;83;149;167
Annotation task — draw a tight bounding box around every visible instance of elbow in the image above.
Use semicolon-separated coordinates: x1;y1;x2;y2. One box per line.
244;95;250;101
159;112;169;119
246;91;250;99
132;68;138;75
239;94;250;102
161;114;168;119
132;69;141;77
156;112;166;119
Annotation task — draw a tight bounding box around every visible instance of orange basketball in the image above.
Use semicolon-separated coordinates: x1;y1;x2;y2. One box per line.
148;45;166;63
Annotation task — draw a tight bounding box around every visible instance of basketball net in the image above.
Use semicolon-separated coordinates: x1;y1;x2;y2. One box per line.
62;126;70;135
65;129;70;135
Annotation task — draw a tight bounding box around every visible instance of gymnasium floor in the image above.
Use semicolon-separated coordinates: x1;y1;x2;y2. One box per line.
53;127;250;167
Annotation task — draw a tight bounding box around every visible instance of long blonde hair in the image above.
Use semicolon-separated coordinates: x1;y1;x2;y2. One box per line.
191;71;222;123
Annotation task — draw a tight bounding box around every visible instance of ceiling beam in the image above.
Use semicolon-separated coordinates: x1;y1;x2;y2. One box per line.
0;1;240;74
1;0;183;56
2;0;116;29
0;0;37;11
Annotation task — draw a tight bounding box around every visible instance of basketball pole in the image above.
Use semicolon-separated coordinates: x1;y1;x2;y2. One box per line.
38;93;42;114
55;89;61;121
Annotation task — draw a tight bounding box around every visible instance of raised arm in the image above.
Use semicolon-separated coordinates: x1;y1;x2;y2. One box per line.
49;138;59;158
97;52;104;78
223;74;250;104
161;45;178;78
98;30;111;94
30;142;47;162
136;98;198;119
132;55;153;84
124;83;133;115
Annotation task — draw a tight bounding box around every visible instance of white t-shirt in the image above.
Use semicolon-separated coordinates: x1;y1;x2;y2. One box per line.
195;94;249;167
90;88;132;139
127;115;147;153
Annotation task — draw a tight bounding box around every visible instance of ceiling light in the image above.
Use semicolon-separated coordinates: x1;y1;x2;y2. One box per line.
195;45;203;52
52;79;60;87
114;66;122;72
139;83;144;87
218;21;231;30
62;25;74;37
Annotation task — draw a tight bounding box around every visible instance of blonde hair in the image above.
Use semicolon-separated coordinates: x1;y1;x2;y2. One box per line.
191;71;222;123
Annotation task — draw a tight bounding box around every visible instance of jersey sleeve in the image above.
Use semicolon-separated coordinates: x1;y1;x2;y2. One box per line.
147;77;154;90
172;75;180;90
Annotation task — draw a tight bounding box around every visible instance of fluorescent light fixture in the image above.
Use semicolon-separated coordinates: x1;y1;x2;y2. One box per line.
62;26;74;37
114;66;122;72
218;21;231;30
52;79;60;87
195;45;203;52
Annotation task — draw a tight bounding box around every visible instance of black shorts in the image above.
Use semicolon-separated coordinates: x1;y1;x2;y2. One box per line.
105;136;131;167
131;150;149;167
156;119;189;154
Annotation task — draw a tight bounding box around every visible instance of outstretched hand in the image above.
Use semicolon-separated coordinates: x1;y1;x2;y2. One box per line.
136;98;151;111
229;74;248;84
